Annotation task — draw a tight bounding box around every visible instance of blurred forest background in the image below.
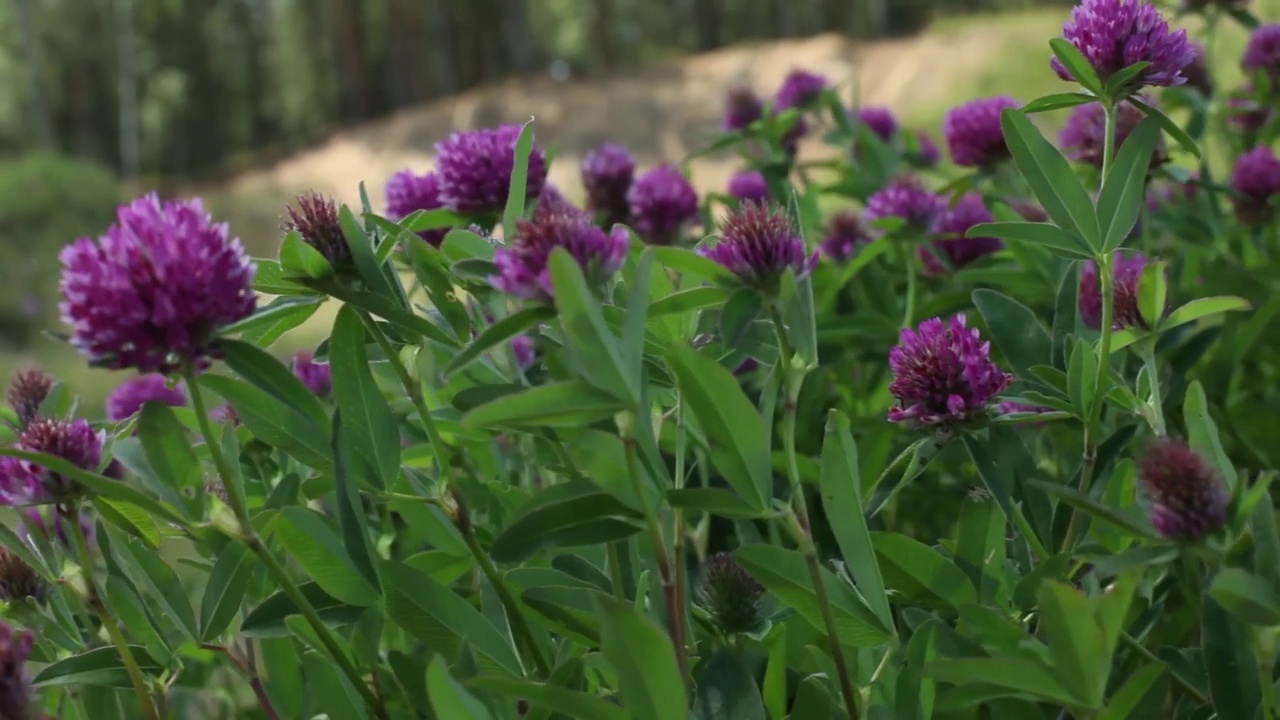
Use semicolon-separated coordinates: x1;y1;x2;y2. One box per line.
0;0;1262;407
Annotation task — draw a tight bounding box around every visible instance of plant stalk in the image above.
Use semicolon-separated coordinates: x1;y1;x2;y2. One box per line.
455;496;552;677
185;369;387;719
771;307;860;720
620;422;686;681
67;503;159;720
1140;343;1166;435
901;244;917;329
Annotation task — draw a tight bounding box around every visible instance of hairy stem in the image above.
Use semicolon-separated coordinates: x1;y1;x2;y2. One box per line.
620;422;686;681
185;369;387;719
771;306;860;720
68;503;159;720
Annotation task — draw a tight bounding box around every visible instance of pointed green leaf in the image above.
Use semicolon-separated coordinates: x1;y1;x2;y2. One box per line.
550;248;638;404
446;306;556;376
462;380;627;428
1001;108;1100;248
277;506;379;607
968;222;1093;259
1098;116;1162;251
597;595;688;720
331;306;399;488
427;656;494;720
871;532;977;610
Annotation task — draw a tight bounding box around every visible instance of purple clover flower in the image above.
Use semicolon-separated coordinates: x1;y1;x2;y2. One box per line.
1080;252;1150;330
820;211;871;264
887;315;1013;428
864;177;944;233
19;507;95;549
435;124;548;214
512;335;536;371
385;170;448;246
0;621;34;719
856;106;899;141
1243;24;1280;86
0;547;44;604
534;184;587;222
1060;100;1167;170
58;194;257;374
0;418;105;506
627;165;699;246
922;194;1003;274
700;203;817;292
1230;146;1280;225
943;96;1019;167
6;370;53;429
292;352;332;398
581;143;636;226
775;69;829;111
106;375;186;422
1182;42;1213;97
723;85;764;132
1146;175;1198;212
491;212;630;302
698;552;766;635
911;131;942;168
1138;437;1228;541
1228;86;1273;133
1051;0;1195;94
727;170;770;205
283;191;350;267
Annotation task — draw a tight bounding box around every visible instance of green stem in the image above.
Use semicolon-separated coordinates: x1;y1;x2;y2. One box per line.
458;506;551;677
355;309;453;478
1140;344;1167;436
770;307;860;720
606;543;627;601
185;369;387;719
620;418;686;681
68;503;159;720
901;245;917;329
1007;499;1051;564
1119;631;1209;704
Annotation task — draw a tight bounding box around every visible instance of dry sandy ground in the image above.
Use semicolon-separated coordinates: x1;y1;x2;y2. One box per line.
200;18;1046;254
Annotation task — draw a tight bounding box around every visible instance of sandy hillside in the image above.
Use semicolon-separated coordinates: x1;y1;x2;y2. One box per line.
202;12;1059;253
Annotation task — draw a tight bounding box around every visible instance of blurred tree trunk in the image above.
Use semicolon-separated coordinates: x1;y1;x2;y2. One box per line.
592;0;618;71
12;0;53;149
503;0;534;75
691;0;719;51
114;0;140;175
333;0;372;121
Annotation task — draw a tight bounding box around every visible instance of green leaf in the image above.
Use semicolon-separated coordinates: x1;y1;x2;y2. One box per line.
300;275;460;347
666;344;771;510
1161;296;1251;332
277;506;379;607
331;306;399;489
381;560;524;676
1104;61;1151;97
1038;581;1106;707
973;289;1052;381
241;582;365;638
503;119;536;244
330;412;382;595
1068;336;1099;418
302;649;372;720
1137;260;1168;329
666;488;769;518
819;410;892;630
0;448;186;526
339;204;399;301
597;595;689;720
427;656;495;720
252;259;314;295
550;248;637;404
1184;380;1238;490
1128;96;1201;159
32;645;162;688
201;374;332;471
279;230;333;278
926;657;1080;707
954;489;1005;605
492;482;643;562
736;544;891;647
693;650;768;720
1099;663;1167;720
199;543;257;641
111;532;199;642
219;339;329;428
622;248;655;388
871;532;977;610
1098;116;1162;251
649;287;728;317
785;274;819;366
1208;568;1280;626
462;380;627;428
720;288;763;348
469;674;630;720
447;306;556;376
967;222;1093;259
897;621;940;720
221;295;325;347
1049;39;1104;95
1001;108;1100;248
652;246;737;285
1032;481;1157;538
137;402;199;495
1053;264;1080;367
1203;597;1263;719
403;239;471;340
1021;93;1096;114
96;498;160;549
